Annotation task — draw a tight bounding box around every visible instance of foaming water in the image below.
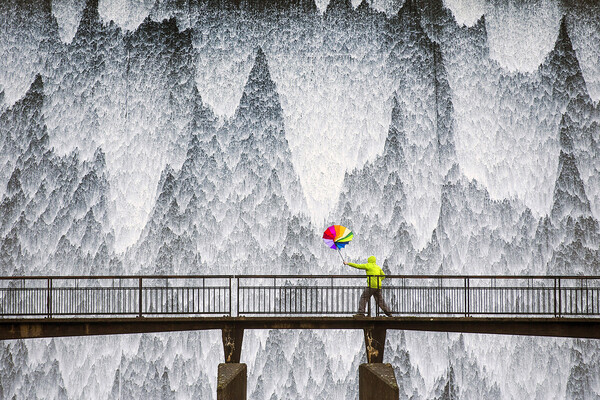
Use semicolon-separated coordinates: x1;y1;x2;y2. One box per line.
1;0;600;398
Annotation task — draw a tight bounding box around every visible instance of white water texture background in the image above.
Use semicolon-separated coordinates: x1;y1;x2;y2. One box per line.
1;0;600;398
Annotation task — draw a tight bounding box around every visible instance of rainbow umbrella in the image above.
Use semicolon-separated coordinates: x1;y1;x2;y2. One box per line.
322;225;353;262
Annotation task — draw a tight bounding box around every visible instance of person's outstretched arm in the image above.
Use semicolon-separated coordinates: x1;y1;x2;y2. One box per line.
344;261;367;270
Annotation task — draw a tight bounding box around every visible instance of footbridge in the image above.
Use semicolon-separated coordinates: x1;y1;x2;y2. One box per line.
3;274;600;341
2;274;600;399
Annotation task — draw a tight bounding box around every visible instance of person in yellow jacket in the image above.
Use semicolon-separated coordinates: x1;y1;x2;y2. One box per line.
344;256;393;317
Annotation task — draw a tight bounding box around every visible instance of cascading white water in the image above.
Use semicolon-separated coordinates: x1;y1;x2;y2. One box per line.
1;0;599;398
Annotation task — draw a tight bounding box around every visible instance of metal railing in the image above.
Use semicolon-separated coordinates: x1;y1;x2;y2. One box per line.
0;276;231;317
1;275;600;318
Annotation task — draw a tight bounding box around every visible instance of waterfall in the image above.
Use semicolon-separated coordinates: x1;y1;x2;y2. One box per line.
0;0;599;397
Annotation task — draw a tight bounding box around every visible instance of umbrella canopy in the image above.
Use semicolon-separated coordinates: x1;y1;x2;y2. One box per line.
322;225;353;250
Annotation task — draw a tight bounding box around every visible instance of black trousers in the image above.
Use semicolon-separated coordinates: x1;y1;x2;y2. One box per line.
358;287;391;314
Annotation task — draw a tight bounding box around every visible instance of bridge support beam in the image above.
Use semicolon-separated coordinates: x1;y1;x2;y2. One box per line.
217;363;247;400
222;324;244;363
359;363;399;400
363;327;386;363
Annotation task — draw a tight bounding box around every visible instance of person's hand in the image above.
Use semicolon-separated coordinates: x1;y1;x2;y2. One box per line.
343;261;348;265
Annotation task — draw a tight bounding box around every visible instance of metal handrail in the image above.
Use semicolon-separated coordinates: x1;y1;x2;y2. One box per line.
1;274;600;280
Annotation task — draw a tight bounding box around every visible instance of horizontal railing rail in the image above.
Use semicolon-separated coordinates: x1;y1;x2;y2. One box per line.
3;274;600;280
1;275;599;318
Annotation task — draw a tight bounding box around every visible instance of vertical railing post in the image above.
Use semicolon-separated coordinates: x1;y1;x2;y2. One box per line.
464;277;469;317
331;277;334;314
402;278;406;315
367;276;371;317
376;275;380;315
558;277;562;317
554;278;557;317
229;277;232;317
237;277;240;317
138;277;143;317
166;278;170;314
47;278;52;318
586;279;589;315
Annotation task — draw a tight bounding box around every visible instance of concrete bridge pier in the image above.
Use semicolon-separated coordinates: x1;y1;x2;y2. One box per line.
218;325;246;400
360;327;399;399
359;363;399;400
217;363;247;400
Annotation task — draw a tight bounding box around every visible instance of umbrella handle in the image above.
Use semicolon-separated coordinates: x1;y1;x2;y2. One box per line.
338;249;345;263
